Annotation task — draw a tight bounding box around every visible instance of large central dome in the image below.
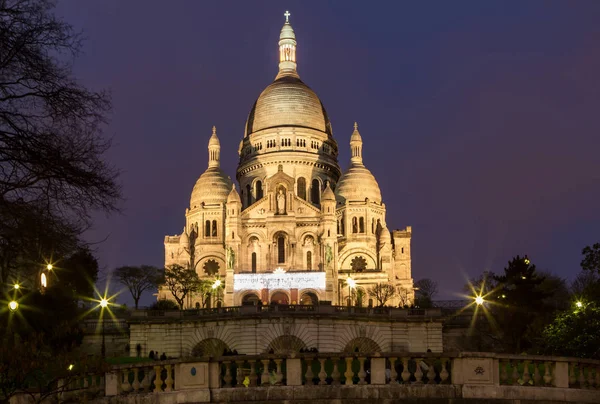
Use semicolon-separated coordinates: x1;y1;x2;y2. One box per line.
244;18;332;137
245;75;332;136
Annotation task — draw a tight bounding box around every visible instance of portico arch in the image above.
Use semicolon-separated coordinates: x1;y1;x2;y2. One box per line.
191;338;230;357
270;290;289;304
343;337;381;353
266;335;307;354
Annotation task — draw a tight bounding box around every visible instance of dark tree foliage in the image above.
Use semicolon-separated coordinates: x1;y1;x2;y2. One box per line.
161;264;200;309
543;302;600;359
414;278;439;300
571;270;600;301
150;299;179;311
56;247;99;299
581;243;600;274
491;256;554;353
0;0;120;284
114;265;161;309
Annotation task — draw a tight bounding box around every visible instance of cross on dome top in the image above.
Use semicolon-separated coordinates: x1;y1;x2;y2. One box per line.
284;10;290;23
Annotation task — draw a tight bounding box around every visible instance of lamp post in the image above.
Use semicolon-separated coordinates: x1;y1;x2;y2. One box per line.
346;275;356;306
475;295;484;306
100;298;108;358
212;279;222;308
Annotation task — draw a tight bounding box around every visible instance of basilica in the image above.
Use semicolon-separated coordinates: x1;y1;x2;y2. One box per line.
160;14;414;308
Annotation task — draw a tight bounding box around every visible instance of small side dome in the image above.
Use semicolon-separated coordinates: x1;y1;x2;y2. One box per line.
227;184;241;204
335;166;382;204
190;127;233;208
335;123;382;204
190;168;233;208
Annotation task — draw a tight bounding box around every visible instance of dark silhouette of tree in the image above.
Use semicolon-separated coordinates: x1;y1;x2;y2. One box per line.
492;256;553;353
58;247;99;299
150;299;179;310
367;283;396;307
114;265;161;309
161;264;200;309
0;0;120;284
414;278;439;300
581;243;600;274
543;302;600;359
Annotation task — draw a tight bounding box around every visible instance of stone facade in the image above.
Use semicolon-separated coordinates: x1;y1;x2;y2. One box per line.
129;314;443;358
160;15;414;308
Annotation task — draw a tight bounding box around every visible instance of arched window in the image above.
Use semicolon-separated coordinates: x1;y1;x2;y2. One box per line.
256;180;263;200
251;252;257;273
211;220;217;237
352;217;358;233
372;218;375;234
359;217;365;233
277;236;285;264
311;179;320;204
306;251;312;270
297;177;306;200
246;184;251;207
205;220;210;237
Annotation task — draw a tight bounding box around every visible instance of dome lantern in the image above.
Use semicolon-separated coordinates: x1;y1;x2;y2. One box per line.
350;122;363;166
208;126;221;168
277;11;298;79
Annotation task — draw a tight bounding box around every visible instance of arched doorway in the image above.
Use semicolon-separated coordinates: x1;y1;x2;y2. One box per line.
343;337;381;353
242;293;260;305
191;338;229;357
270;291;289;304
300;291;318;305
266;335;307;354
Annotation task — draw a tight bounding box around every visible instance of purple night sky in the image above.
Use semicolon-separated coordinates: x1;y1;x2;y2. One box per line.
55;1;600;305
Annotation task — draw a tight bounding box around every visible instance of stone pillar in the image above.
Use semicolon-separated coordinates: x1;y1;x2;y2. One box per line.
370;357;386;385
554;362;569;388
287;358;302;386
291;288;298;304
209;362;221;388
105;371;119;396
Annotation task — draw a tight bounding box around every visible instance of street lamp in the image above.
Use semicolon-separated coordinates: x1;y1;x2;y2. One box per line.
8;300;18;311
475;295;484;306
13;284;19;290
575;301;583;309
346;275;356;306
99;298;109;358
212;279;222;308
46;264;53;271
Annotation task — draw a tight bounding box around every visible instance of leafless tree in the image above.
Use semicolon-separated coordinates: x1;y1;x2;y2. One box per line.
367;283;397;307
397;287;412;307
114;265;161;309
0;0;120;283
414;278;439;300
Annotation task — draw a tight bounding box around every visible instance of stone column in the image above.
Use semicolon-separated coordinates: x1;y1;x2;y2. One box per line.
370;357;386;385
287;358;302;386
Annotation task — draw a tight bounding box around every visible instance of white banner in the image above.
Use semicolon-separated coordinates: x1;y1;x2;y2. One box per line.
233;272;326;291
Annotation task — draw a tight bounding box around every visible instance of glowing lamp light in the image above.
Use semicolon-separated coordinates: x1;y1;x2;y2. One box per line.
475;295;484;306
8;301;18;311
575;301;583;308
13;284;19;290
68;364;74;371
100;298;109;308
40;273;47;288
524;257;530;265
46;264;53;271
346;276;356;289
212;279;222;289
273;267;286;274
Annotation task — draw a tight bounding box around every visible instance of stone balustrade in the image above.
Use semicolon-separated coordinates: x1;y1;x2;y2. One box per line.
129;304;442;322
93;352;600;403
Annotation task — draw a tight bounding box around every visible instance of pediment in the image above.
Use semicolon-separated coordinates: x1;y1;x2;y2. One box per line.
266;164;294;191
